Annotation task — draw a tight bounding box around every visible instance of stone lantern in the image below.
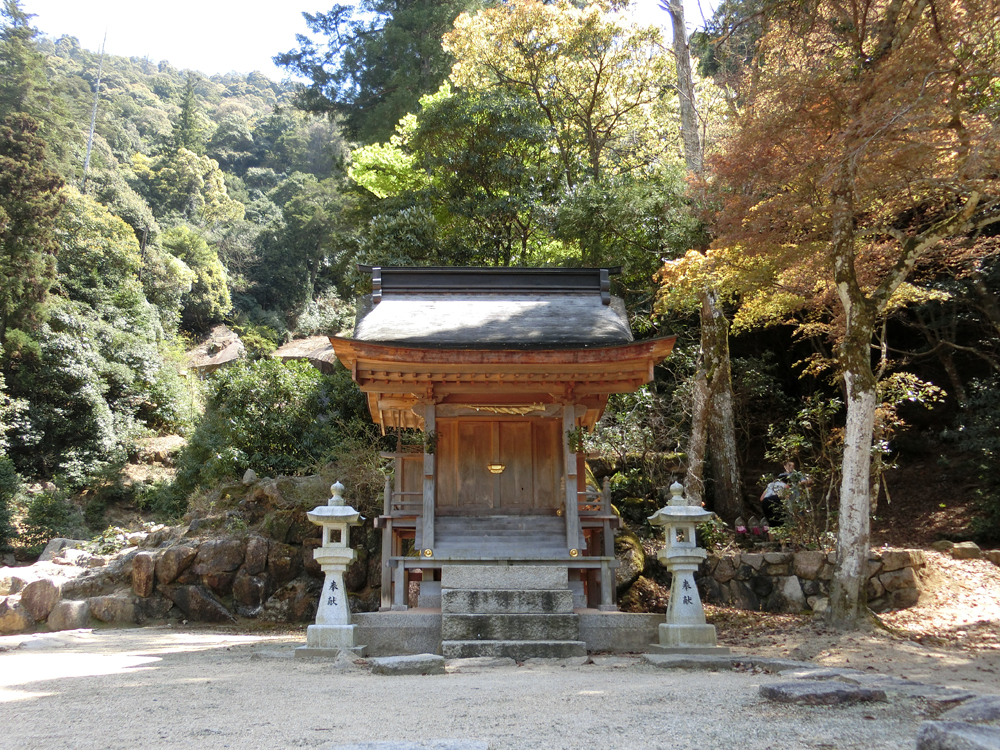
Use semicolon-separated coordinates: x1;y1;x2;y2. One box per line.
647;481;727;653
296;480;366;657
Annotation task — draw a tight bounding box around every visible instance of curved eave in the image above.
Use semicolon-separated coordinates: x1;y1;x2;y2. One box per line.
330;335;676;432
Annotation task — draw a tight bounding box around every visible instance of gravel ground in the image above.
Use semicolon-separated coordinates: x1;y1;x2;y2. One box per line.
0;628;930;750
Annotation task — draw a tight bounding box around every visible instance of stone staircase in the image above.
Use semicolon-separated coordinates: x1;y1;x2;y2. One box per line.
439;565;587;660
429;515;581;560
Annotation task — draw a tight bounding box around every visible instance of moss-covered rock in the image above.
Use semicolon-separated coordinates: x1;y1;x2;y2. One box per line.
614;526;646;595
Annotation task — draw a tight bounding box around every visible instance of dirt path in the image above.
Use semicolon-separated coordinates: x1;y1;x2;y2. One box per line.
710;551;1000;693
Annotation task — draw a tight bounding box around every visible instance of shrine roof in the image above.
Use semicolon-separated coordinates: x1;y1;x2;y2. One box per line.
353;266;633;349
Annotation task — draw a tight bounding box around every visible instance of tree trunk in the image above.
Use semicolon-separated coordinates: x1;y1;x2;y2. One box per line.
664;0;702;174
685;351;709;506
703;289;743;521
827;325;877;628
826;160;877;629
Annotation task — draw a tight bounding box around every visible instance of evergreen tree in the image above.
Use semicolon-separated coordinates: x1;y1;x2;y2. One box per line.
0;0;73;174
172;73;205;153
0;113;64;346
275;0;483;142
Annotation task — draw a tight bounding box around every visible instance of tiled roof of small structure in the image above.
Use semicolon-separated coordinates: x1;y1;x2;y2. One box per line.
353;266;633;349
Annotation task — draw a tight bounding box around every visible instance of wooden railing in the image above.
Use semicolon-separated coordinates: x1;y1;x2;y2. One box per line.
578;477;612;516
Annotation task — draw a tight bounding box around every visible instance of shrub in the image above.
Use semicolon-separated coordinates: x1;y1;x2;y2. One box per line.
171;358;375;506
944;377;1000;543
0;458;20;552
17;491;88;555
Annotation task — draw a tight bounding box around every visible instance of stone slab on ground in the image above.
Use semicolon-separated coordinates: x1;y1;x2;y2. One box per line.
294;645;367;660
444;657;517;671
647;645;732;655
942;697;1000;724
779;667;865;684
643;653;737;671
369;654;446;676
320;742;489;750
917;721;1000;750
860;676;979;704
760;681;888;705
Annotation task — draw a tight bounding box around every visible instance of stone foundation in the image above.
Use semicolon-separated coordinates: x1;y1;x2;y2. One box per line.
699;549;925;614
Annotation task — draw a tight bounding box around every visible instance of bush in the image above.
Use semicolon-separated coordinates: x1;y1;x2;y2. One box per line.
171;358;375;506
0;458;20;552
17;491;88;555
944;377;1000;543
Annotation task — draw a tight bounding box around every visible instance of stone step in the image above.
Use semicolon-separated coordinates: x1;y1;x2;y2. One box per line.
442;588;575;615
433;548;570;560
441;613;580;641
441;639;587;660
441;565;568;591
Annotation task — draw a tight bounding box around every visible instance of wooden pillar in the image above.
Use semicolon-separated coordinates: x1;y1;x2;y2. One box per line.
563;405;580;554
380;477;392;611
422;403;436;553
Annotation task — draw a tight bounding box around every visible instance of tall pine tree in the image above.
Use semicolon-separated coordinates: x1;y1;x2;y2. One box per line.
0;112;64;346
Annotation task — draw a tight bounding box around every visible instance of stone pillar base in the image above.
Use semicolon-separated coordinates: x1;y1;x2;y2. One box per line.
658;623;723;648
305;623;358;650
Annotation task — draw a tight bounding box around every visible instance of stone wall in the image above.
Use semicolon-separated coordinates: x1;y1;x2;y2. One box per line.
698;549;926;615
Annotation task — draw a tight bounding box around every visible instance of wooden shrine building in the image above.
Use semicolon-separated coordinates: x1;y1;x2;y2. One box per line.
329;266;675;657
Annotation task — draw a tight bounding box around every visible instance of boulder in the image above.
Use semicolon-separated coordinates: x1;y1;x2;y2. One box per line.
267;542;302;584
888;587;920;609
191;539;245;576
203;571;237;597
89;594;139;624
930;540;955;551
58;548;99;567
713;556;738;584
0;596;34;633
793;551;826;580
154;546;197;585
159;585;235;623
37;538;87;562
729;579;761;611
345;550;369;593
259;578;320;623
132;552;155;597
951;542;983;560
0;573;26;596
880;566;918;592
47;600;91;631
233;569;271;610
614;528;645;594
242;468;257;485
741;553;764;571
881;549;924;572
303;538;323;577
138;596;174;621
244;536;269;575
21;579;61;621
764;576;806;614
986;550;1000;568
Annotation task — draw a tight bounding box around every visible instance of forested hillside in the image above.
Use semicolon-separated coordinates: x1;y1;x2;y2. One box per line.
1;0;998;629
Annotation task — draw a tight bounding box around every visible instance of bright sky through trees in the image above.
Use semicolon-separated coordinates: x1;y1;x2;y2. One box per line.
21;0;716;80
